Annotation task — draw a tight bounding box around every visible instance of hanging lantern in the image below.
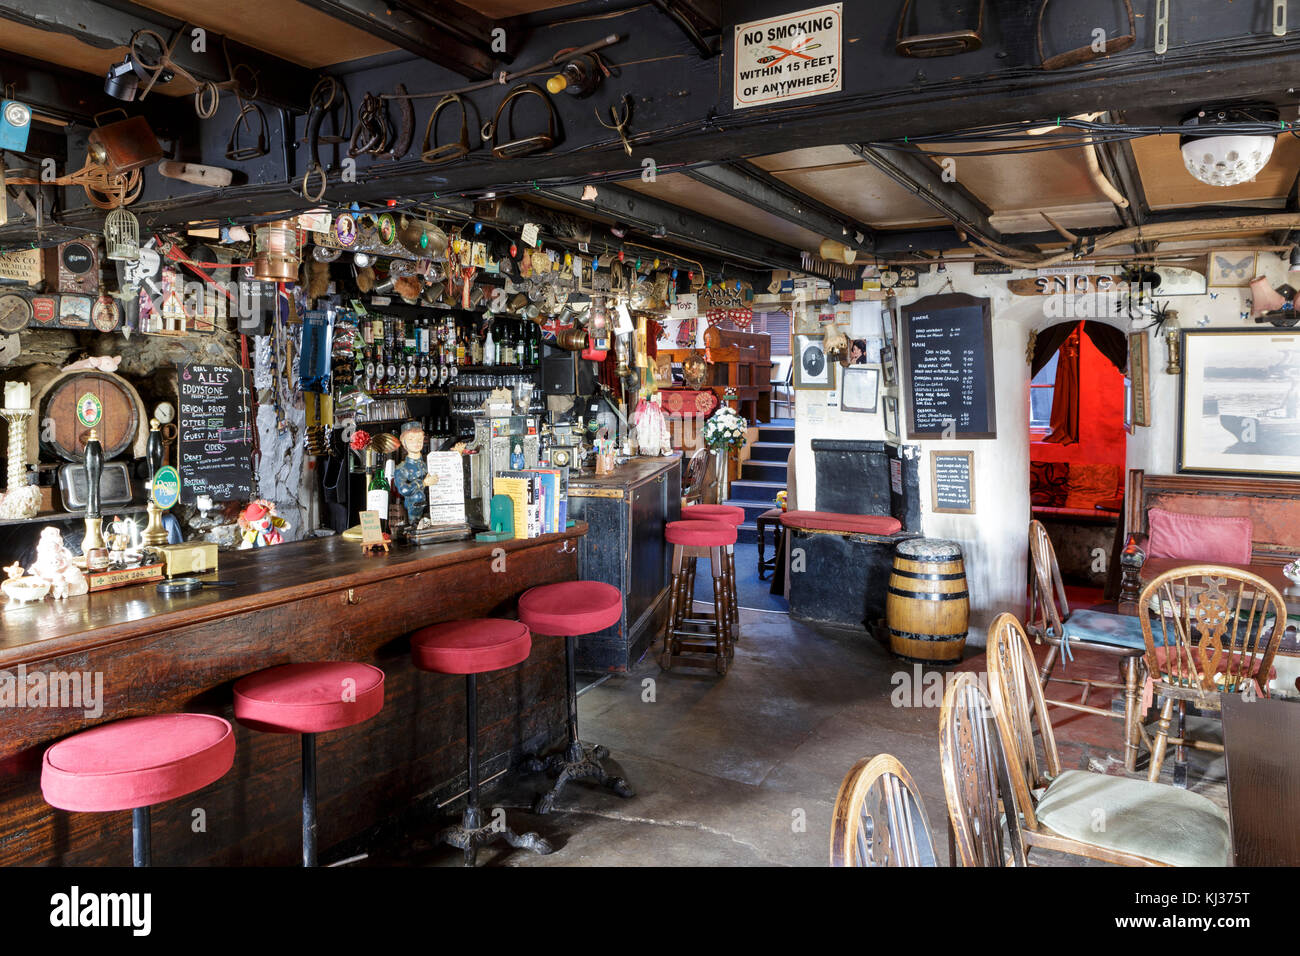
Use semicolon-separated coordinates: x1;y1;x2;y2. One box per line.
103;207;140;262
252;220;301;281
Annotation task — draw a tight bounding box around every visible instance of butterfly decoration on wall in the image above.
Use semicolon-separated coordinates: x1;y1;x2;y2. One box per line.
1208;292;1220;300
1211;253;1256;285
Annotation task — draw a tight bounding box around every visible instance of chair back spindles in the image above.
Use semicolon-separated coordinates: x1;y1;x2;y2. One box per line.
939;673;1026;867
830;754;937;867
1028;519;1070;638
1140;566;1286;702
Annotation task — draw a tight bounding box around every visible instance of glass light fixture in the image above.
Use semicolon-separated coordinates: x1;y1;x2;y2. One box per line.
1179;107;1278;187
252;219;301;281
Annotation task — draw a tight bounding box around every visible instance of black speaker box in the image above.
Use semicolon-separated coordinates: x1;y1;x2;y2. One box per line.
541;343;577;395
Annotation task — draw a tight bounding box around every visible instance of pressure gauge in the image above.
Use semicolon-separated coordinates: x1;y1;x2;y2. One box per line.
0;293;32;333
154;401;175;425
551;448;572;468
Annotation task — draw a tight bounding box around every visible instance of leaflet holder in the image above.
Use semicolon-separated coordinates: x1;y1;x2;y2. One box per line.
421;94;471;166
895;0;985;58
491;84;558;160
1038;0;1135;71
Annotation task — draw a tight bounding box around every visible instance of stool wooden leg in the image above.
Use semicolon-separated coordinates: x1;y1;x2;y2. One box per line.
302;732;317;867
727;544;740;641
684;556;698;622
711;546;729;675
132;806;151;868
530;636;635;814
661;545;684;670
438;673;552;864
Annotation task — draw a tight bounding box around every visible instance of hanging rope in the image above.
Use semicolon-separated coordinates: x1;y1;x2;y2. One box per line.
7;157;142;209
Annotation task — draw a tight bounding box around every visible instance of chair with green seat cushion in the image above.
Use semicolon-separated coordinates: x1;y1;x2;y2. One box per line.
1034;769;1229;866
987;612;1231;867
1027;520;1158;772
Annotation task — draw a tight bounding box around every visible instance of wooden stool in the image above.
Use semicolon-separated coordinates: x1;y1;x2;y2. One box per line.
661;519;737;675
518;581;634;814
234;661;385;866
411;619;554;866
755;507;784;581
681;504;744;640
41;714;235;866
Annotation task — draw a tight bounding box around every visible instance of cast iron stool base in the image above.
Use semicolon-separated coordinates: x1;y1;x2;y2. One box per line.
437;804;553;868
526;635;635;814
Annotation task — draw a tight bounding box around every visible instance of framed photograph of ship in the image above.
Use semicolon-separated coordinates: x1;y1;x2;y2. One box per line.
1178;329;1300;477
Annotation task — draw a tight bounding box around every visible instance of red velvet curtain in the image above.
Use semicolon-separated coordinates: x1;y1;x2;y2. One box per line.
1043;328;1080;445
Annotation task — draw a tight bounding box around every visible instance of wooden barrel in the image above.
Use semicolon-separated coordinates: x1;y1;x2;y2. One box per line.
39;371;139;462
886;538;969;663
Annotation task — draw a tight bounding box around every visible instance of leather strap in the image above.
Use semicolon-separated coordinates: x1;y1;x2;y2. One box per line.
1038;0;1135;70
421;93;471;166
896;0;984;57
491;83;557;160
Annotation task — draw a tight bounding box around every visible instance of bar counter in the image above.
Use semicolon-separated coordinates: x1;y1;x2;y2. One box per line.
0;524;586;865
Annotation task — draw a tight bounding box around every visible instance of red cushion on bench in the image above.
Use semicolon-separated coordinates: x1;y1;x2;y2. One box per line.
779;511;902;535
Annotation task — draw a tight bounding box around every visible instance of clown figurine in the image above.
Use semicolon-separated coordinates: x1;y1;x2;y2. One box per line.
239;499;289;548
392;421;436;526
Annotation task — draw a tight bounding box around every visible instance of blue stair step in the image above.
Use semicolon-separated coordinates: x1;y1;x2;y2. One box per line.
741;459;787;482
757;424;795;444
749;441;792;462
728;479;786;503
724;498;775;523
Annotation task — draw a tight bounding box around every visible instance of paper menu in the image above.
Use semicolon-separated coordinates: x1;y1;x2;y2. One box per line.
425;451;467;526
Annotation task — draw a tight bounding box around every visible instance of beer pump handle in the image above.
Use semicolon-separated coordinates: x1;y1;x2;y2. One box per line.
85;429;103;520
147;417;163;481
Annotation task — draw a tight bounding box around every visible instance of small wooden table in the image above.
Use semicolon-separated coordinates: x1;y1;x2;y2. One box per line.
755;507;783;580
1221;694;1300;866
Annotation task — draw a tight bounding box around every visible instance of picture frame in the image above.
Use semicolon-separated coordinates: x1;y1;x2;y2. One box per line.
793;333;835;390
841;365;880;413
930;450;975;515
1127;330;1150;428
1177;328;1300;477
1207;250;1257;288
880;344;898;388
793;303;823;335
882;391;901;442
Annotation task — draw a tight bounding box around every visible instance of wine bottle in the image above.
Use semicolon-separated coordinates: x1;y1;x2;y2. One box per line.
366;454;390;526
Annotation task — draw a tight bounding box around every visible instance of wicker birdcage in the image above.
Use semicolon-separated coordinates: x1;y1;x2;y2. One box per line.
103;206;140;261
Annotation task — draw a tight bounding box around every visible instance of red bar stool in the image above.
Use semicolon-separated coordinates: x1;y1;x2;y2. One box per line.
682;503;745;640
661;519;737;675
234;661;385;866
41;713;235;866
410;618;553;866
518;581;634;813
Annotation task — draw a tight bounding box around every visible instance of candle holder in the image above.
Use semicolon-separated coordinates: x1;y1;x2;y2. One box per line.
0;408;40;519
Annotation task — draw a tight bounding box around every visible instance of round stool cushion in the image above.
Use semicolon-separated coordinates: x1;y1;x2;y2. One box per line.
411;619;531;675
42;714;235;812
682;504;745;526
234;662;385;735
665;519;737;547
518;581;621;636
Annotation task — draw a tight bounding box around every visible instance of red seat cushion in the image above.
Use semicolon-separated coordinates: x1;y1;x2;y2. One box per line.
411;619;531;675
664;519;737;547
779;510;903;535
234;662;385;734
1152;646;1277;681
42;714;235;812
518;581;622;636
682;504;745;526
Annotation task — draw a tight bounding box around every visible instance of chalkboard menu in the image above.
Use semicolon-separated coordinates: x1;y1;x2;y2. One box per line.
901;293;997;439
931;450;975;515
177;364;253;503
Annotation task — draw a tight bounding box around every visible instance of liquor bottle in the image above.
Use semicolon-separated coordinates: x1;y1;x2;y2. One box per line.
483;324;495;367
366;453;390;525
501;322;515;367
456;321;467;365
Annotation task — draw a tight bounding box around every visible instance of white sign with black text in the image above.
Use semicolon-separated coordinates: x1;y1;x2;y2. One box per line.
733;4;842;110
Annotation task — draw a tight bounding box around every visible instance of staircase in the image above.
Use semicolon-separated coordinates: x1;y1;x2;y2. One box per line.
730;419;794;544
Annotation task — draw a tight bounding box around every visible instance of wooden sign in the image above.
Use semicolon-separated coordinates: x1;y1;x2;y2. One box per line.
931;450;975;515
901;293;997;440
0;248;42;285
1008;274;1123;296
973;261;1012;275
1128;330;1150;428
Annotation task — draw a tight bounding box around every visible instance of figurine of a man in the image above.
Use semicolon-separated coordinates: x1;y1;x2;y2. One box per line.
392;420;436;526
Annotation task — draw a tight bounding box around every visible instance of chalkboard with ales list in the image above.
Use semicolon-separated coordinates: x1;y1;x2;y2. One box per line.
177;364;253;503
901;293;997;440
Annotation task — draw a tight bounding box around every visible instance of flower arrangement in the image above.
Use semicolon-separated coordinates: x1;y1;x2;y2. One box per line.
702;406;747;453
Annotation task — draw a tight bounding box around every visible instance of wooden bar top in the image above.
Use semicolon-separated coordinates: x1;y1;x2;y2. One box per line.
568;455;681;496
1222;695;1300;866
0;524;586;667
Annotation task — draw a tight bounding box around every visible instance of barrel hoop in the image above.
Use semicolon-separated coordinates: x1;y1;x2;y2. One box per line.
889;628;970;642
890;568;967;581
887;586;969;602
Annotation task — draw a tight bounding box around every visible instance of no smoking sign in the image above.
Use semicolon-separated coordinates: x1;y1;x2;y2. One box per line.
733;4;842;110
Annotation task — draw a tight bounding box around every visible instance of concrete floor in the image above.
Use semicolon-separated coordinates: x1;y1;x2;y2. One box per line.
364;606;1228;867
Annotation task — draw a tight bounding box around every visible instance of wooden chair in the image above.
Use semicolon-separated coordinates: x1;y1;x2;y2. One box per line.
830;754;937;867
938;673;1026;867
1138;566;1287;788
985;612;1231;866
1027;519;1148;771
680;446;716;508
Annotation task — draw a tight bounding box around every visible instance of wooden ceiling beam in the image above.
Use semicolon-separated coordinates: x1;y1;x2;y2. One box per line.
295;0;495;79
